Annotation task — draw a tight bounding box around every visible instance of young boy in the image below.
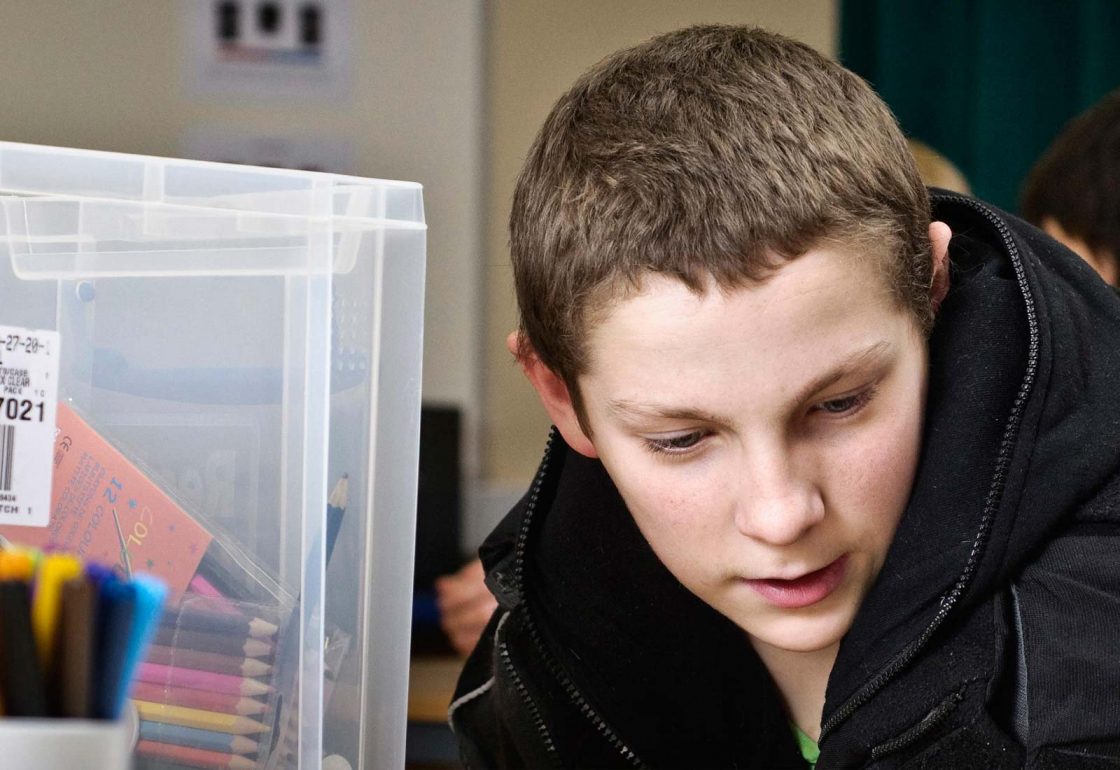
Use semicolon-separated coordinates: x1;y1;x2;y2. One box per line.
450;26;1120;768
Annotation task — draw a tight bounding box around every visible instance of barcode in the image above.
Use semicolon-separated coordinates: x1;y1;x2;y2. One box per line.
0;424;13;491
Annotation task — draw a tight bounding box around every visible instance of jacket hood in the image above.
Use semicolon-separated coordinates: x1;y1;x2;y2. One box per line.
822;192;1120;736
477;191;1120;765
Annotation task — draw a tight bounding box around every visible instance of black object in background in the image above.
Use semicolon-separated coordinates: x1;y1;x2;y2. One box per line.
411;406;463;655
217;1;240;42
257;2;282;35
300;4;323;48
414;406;462;591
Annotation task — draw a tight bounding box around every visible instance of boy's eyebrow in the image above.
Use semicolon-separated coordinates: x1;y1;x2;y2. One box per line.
790;339;894;406
605;340;895;424
605;399;727;425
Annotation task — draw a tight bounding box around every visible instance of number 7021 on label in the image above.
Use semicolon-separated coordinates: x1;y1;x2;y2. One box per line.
0;399;46;423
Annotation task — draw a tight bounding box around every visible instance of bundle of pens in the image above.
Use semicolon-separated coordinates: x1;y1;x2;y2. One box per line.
0;546;166;721
132;589;290;770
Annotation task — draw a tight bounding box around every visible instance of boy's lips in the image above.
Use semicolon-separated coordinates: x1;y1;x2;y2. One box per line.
744;555;848;609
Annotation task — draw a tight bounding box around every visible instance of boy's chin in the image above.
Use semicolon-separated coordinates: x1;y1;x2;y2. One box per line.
744;612;855;656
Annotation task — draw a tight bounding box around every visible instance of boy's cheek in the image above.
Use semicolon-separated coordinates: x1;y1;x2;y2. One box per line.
611;467;725;539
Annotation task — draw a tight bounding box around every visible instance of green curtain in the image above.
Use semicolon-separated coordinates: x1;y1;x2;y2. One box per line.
841;0;1120;211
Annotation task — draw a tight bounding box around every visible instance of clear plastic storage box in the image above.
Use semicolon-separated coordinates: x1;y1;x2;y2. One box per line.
0;142;426;769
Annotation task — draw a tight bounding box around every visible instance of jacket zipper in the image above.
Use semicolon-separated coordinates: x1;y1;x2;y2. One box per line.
494;612;561;765
511;428;645;768
819;193;1041;741
868;688;965;760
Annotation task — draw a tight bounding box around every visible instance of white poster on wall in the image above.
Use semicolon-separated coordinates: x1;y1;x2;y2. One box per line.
180;128;355;174
182;0;352;101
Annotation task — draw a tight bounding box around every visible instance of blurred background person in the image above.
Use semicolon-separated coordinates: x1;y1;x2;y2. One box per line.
908;139;971;195
434;558;496;657
1021;89;1120;286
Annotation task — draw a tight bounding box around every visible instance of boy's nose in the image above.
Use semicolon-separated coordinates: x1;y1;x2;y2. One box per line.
733;450;824;546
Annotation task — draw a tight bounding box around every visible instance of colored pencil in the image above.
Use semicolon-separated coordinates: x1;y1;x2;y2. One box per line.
134;699;271;734
114;573;167;718
140;719;260;755
188;573;226;599
55;576;96;717
92;577;137;719
0;550;34;581
170;593;260;618
186;571;242;617
131;681;269;716
0;580;48;716
84;561;116;588
166;603;278;639
31;553;82;669
146;644;273;677
326;473;349;564
135;739;257;769
154;626;273;658
138;661;273;697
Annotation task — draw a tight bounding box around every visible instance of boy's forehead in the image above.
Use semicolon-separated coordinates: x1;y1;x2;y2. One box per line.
586;240;888;323
579;247;902;375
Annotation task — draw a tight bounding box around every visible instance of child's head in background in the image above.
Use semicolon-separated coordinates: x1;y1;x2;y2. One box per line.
1022;89;1120;286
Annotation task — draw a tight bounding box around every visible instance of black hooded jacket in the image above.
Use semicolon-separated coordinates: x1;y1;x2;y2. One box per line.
450;192;1120;768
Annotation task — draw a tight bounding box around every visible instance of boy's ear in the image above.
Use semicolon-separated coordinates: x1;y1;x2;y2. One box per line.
929;221;952;314
507;332;598;458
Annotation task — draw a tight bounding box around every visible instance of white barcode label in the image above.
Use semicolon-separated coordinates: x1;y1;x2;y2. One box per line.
0;325;60;527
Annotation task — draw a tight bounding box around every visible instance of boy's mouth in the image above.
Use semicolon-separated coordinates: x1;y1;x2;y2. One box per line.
744;555;848;609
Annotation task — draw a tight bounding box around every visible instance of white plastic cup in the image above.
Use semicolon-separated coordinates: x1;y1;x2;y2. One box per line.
0;716;133;770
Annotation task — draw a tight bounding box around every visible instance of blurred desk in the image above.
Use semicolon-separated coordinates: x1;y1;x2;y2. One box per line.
407;656;464;769
409;656;463;722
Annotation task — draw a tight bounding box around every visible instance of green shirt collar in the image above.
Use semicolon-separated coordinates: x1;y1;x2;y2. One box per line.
792;724;820;768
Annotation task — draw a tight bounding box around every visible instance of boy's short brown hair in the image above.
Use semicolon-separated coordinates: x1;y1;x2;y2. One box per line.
511;25;932;418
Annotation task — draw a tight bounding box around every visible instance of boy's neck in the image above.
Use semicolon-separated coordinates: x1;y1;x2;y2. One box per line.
750;637;839;743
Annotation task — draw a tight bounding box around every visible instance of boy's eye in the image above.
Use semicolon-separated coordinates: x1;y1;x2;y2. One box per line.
644;431;708;455
814;388;876;417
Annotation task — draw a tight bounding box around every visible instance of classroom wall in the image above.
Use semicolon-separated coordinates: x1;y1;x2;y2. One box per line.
0;0;488;474
478;1;839;537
